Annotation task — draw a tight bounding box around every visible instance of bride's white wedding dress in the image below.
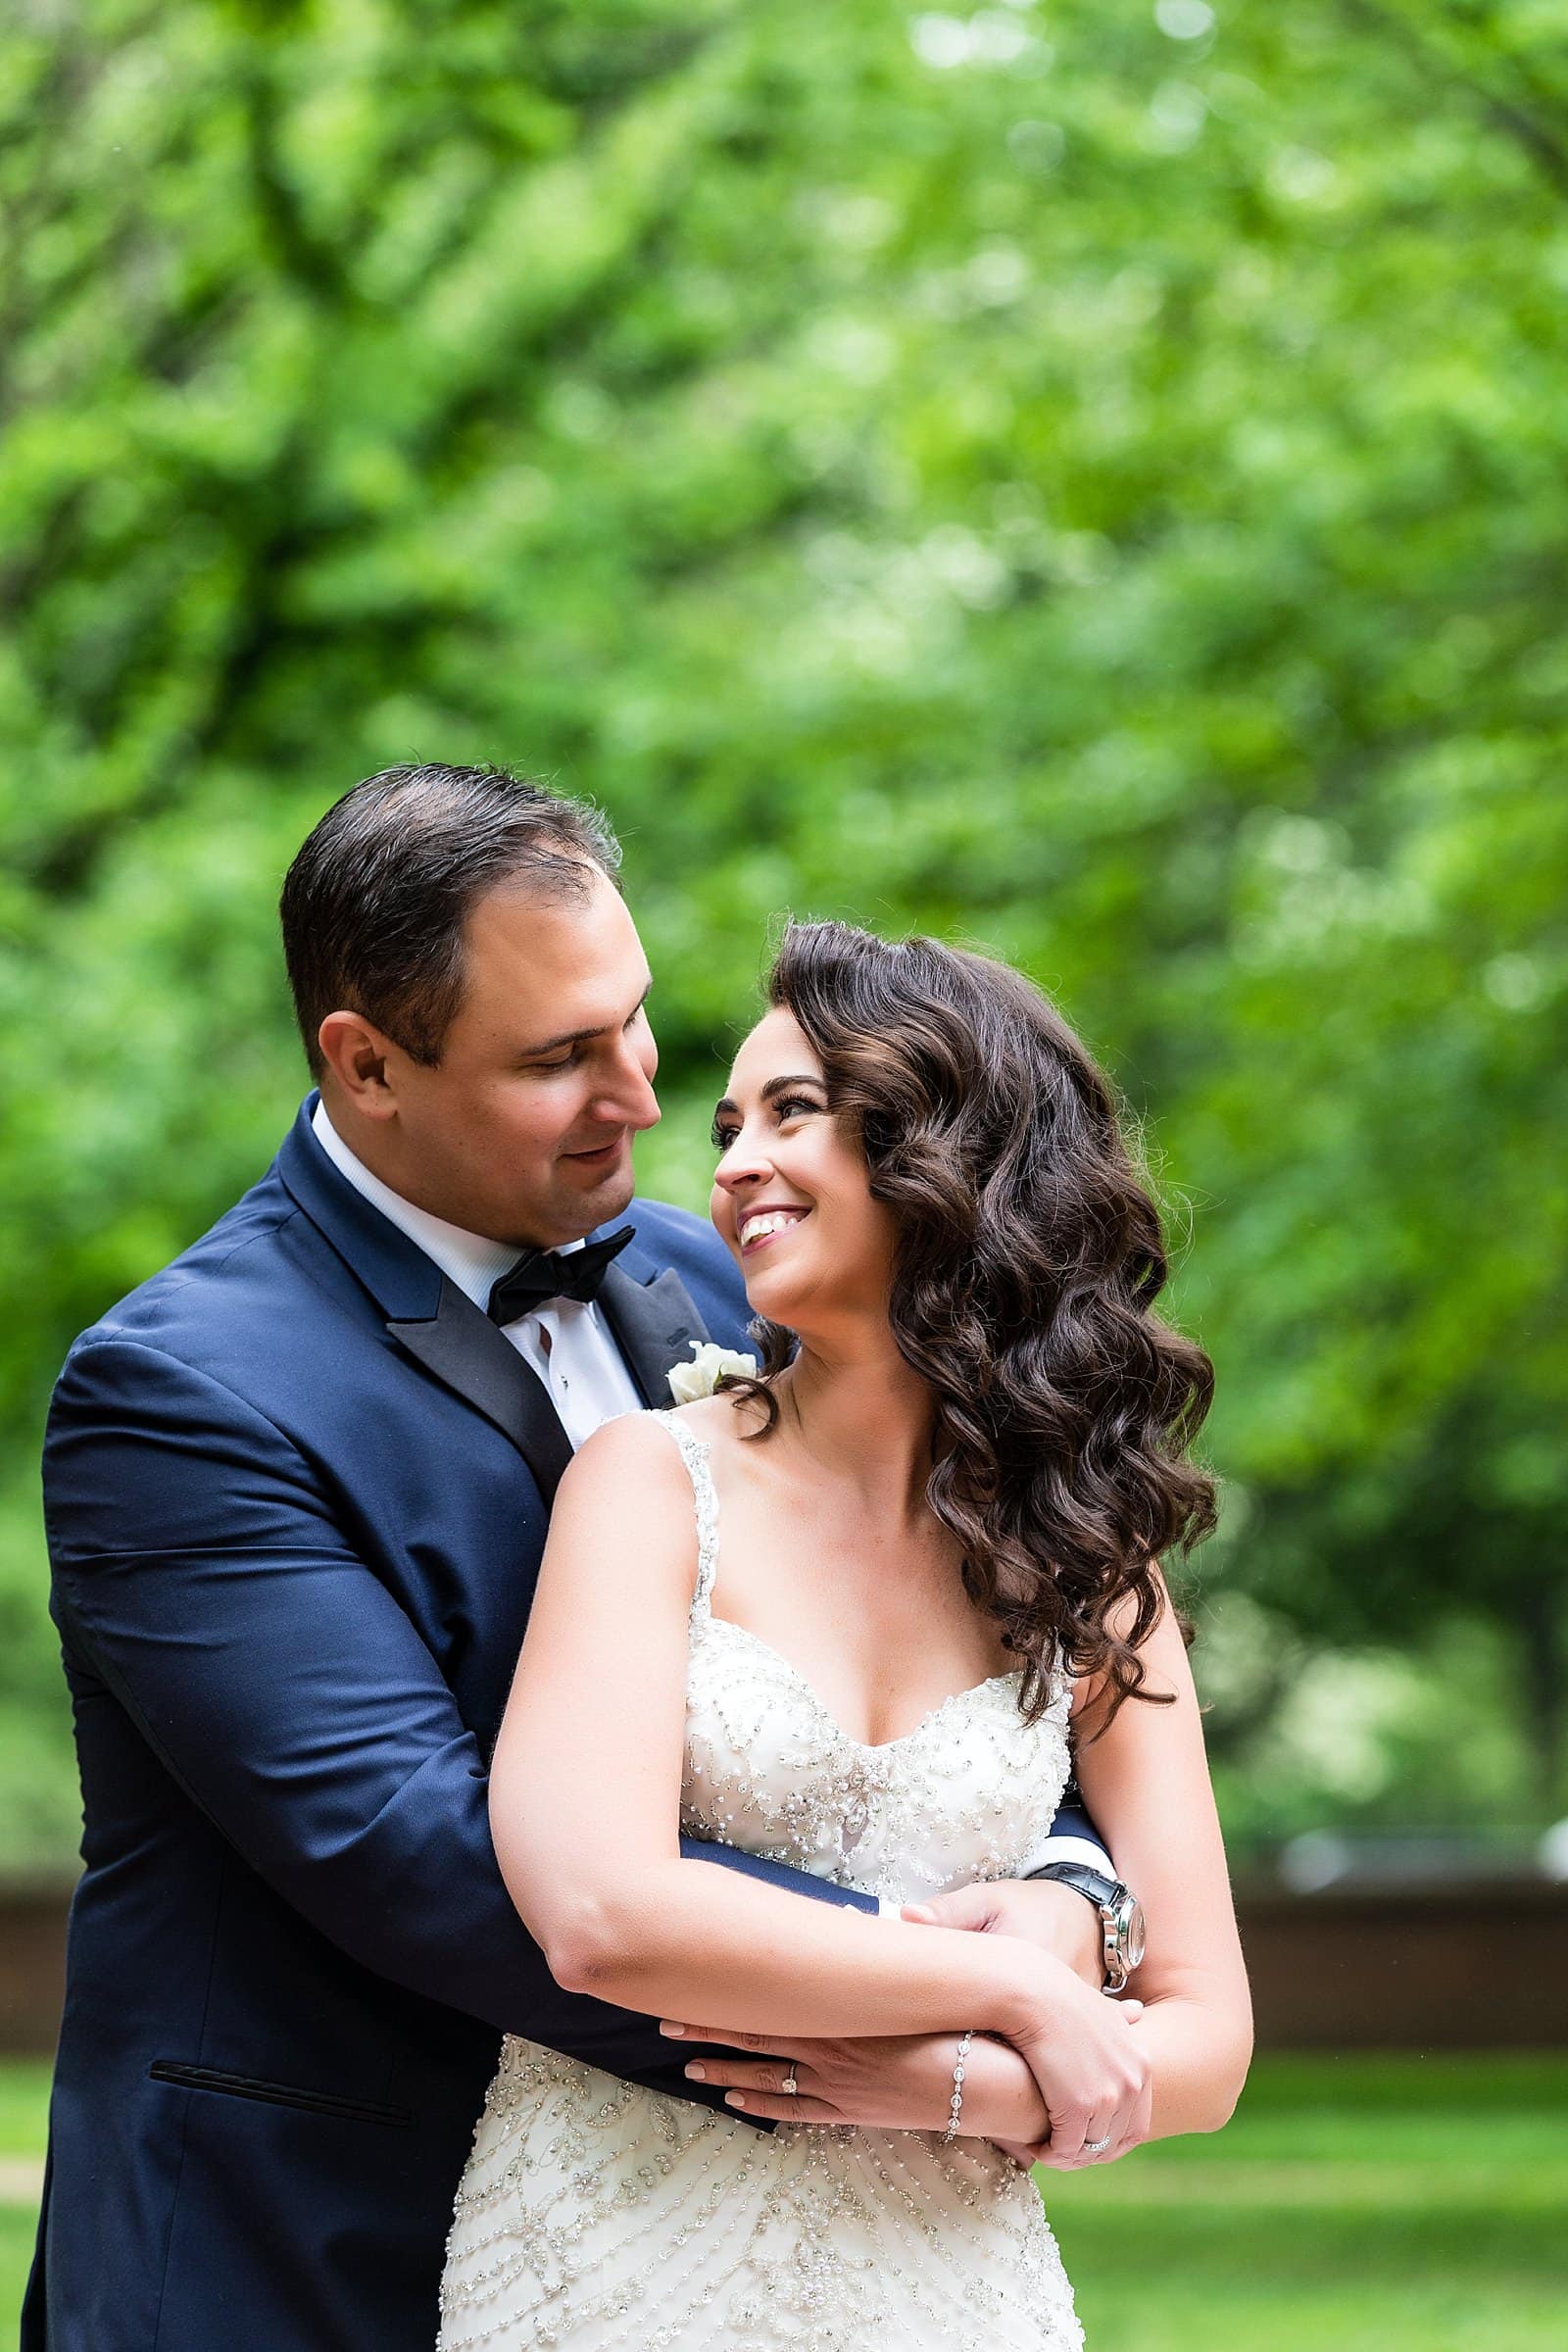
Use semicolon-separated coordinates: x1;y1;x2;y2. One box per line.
437;1413;1085;2350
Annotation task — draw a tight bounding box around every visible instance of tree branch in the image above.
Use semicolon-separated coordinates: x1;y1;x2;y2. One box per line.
1340;0;1568;201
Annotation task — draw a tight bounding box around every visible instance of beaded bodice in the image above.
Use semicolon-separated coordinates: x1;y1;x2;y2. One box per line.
664;1411;1075;1907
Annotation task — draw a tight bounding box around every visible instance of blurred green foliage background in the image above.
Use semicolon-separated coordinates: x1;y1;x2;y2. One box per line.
1;0;1564;1870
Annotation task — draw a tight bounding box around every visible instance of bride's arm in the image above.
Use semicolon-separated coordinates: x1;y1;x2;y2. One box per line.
1063;1570;1254;2159
488;1415;1131;2113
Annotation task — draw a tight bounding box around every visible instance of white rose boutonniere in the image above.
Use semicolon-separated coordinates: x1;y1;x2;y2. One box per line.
667;1340;759;1405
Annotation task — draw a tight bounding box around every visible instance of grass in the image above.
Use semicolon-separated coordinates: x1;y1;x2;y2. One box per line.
1044;2055;1568;2351
0;2059;50;2336
2;2054;1564;2344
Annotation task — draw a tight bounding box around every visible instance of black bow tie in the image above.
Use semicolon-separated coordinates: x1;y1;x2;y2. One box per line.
485;1225;634;1324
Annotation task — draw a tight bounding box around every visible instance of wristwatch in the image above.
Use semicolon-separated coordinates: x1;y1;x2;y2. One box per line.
1032;1862;1146;1993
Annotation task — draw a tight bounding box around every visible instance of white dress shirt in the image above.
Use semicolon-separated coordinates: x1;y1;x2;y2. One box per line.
312;1102;644;1449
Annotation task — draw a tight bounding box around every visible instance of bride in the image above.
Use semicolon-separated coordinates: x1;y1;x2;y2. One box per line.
438;920;1252;2349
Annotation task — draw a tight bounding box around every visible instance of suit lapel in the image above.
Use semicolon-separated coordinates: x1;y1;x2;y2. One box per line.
387;1278;574;1503
597;1262;710;1407
277;1098;710;1480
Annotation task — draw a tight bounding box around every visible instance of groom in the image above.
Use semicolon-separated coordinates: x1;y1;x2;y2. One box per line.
27;765;1118;2352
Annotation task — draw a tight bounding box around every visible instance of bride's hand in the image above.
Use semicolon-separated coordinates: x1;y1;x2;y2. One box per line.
660;2022;1051;2141
1007;1964;1152;2170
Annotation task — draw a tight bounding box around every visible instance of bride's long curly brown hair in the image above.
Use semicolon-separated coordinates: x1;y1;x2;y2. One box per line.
727;920;1217;1734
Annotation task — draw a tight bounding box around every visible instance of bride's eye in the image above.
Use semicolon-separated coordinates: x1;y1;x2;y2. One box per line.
710;1118;738;1152
772;1095;821;1122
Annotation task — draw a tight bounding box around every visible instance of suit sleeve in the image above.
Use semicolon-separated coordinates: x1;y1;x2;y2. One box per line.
1023;1784;1117;1878
44;1337;870;2114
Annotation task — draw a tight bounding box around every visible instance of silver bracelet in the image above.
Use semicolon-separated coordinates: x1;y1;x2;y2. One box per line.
941;2029;973;2144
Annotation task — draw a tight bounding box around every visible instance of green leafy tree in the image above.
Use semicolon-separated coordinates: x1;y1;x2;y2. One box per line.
2;0;1563;1859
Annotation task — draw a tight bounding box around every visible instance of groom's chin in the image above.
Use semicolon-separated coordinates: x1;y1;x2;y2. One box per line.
594;1166;637;1221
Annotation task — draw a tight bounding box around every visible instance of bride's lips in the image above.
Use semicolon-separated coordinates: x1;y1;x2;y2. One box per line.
738;1207;811;1256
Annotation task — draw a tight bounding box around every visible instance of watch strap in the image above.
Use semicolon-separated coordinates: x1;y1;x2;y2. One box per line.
1030;1860;1123;1909
1032;1860;1136;1991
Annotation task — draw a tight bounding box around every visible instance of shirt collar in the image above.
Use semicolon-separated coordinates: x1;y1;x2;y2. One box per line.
311;1100;582;1314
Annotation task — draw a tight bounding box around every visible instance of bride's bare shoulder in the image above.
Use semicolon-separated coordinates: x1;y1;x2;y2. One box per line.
555;1410;689;1497
562;1391;760;1476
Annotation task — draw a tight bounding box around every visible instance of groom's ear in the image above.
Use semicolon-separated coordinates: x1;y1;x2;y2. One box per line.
317;1008;404;1121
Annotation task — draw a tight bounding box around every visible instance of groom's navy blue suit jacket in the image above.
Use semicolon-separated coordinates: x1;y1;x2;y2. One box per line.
27;1100;1102;2352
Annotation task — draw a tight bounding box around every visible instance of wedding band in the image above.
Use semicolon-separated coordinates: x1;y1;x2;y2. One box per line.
781;2069;799;2096
1082;2135;1112;2154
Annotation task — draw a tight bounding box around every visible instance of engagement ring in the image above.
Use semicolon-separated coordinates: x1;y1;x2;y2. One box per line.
1082;2135;1112;2154
781;2069;799;2096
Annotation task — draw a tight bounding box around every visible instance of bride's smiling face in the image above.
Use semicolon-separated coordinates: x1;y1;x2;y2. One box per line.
710;1008;898;1332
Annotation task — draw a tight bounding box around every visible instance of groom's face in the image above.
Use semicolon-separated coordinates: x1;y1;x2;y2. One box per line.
337;869;661;1249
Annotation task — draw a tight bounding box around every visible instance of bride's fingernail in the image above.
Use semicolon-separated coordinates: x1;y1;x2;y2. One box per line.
659;2023;685;2037
684;2064;707;2082
725;2092;746;2109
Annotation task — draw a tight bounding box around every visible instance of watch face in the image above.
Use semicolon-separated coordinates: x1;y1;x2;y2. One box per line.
1121;1896;1147;1972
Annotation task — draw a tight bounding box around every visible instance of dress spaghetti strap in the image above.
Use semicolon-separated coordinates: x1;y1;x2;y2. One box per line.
648;1409;720;1615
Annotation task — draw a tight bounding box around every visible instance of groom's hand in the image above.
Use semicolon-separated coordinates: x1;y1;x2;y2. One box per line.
902;1880;1105;1988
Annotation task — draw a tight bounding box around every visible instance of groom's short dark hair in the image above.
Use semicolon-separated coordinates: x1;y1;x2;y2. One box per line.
280;763;621;1075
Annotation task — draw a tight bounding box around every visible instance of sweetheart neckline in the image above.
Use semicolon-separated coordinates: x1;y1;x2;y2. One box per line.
662;1407;1049;1753
696;1608;1028;1754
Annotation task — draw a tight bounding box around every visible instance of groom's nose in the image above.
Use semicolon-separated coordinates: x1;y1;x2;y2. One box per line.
591;1038;661;1134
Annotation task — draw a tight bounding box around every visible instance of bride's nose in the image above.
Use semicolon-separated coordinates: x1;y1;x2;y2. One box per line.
714;1136;773;1193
